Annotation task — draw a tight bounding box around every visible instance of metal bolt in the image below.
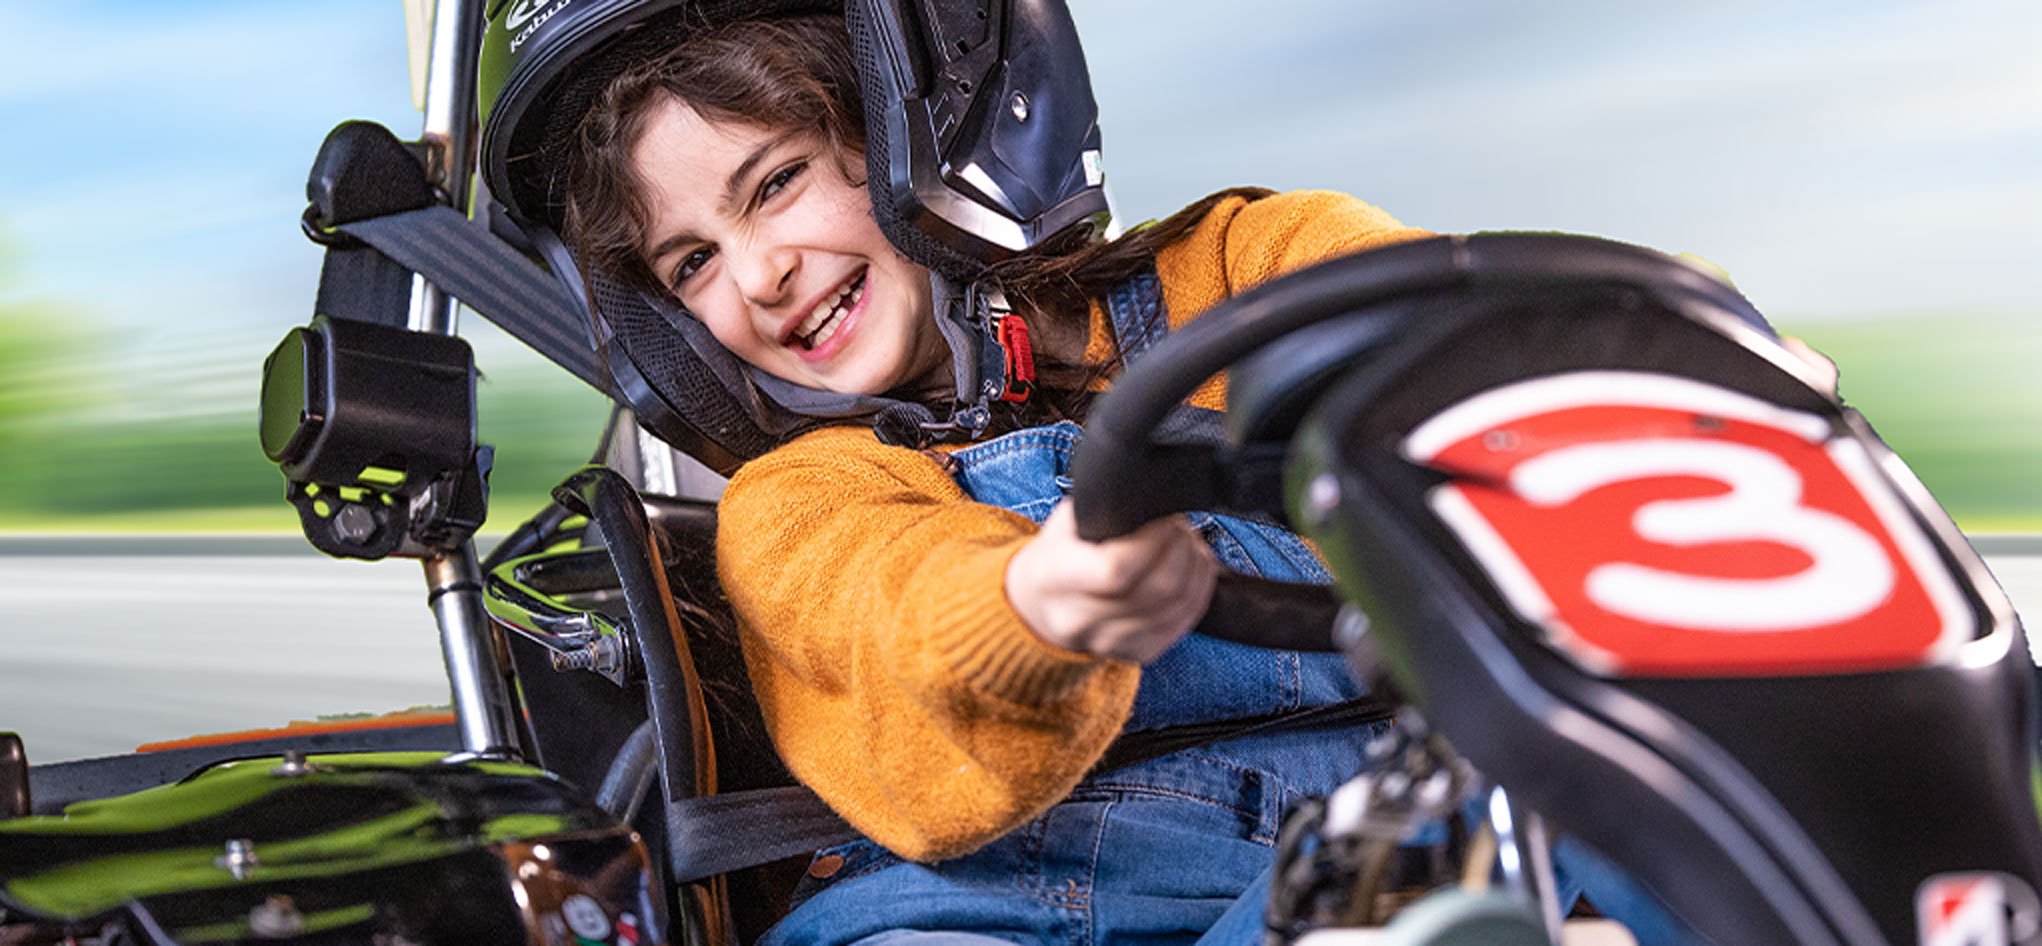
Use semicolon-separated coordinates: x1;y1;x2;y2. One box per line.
333;504;376;542
272;750;313;776
1693;414;1725;432
1333;604;1371;651
217;838;258;880
1364;731;1401;762
1009;91;1030;122
1306;473;1342;526
249;894;306;939
1378;770;1411;800
550;646;598;672
588;637;623;677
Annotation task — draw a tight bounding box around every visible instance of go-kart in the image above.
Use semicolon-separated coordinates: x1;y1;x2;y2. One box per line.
2;2;2036;944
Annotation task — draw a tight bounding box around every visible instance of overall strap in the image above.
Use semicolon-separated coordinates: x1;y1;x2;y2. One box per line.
1105;266;1168;366
1104;264;1231;444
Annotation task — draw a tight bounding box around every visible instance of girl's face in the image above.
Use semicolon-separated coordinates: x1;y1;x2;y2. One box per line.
631;97;946;397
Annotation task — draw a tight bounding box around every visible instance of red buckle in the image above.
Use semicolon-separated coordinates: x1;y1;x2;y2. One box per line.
995;314;1035;403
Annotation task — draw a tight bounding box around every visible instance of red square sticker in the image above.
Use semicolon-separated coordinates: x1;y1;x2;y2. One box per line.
1402;372;1972;677
1918;872;2042;946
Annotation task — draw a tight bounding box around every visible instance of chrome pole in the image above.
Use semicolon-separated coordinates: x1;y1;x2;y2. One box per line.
425;547;520;755
1523;811;1565;944
408;0;482;335
411;0;518;757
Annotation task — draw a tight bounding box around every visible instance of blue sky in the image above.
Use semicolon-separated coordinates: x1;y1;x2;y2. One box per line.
1071;0;2040;317
0;0;2035;421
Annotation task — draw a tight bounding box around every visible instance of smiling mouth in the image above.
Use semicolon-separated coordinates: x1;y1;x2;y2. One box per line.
792;271;868;350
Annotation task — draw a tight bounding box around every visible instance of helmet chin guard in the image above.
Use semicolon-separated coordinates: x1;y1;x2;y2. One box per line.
478;0;1114;470
841;0;1113;281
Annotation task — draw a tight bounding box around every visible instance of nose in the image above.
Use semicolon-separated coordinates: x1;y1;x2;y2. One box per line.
726;233;797;309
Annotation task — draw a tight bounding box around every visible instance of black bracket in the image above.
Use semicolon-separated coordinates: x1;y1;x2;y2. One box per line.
259;315;490;560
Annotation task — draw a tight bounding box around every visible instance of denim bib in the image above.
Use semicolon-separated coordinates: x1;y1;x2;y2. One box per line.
946;271;1364;733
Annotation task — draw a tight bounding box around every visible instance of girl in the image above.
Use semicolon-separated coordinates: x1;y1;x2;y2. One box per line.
521;6;1454;945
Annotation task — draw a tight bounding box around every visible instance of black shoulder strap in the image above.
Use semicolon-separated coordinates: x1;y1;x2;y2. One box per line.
332;205;608;392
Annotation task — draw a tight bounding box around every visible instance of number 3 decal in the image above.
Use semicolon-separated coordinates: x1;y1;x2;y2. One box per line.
1404;372;1972;677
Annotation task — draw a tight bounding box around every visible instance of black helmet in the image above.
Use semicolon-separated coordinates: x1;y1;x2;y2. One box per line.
476;0;1115;474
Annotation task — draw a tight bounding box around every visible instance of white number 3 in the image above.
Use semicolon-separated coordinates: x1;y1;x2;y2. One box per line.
1513;439;1893;632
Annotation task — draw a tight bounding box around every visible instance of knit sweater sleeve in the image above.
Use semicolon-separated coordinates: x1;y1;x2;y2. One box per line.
718;425;1140;862
1154;189;1432;406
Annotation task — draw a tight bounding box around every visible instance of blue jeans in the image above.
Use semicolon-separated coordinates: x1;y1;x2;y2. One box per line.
760;726;1373;946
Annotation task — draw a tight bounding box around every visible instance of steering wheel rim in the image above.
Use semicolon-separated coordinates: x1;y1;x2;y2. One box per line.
1064;233;1775;652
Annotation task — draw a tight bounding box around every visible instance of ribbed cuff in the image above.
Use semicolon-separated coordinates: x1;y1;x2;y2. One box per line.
927;543;1109;707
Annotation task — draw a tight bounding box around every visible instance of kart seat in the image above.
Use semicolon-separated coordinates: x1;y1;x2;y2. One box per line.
490;475;809;946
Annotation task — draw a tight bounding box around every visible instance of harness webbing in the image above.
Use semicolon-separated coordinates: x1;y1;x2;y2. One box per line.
662;694;1392;884
334;206;607;391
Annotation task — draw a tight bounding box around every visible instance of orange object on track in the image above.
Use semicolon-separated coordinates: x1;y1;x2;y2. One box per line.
136;710;458;753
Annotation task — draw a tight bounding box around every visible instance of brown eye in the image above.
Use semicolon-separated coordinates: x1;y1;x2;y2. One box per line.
760;162;805;202
671;246;715;287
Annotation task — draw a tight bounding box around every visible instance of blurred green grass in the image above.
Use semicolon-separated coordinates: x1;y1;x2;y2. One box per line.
1781;315;2041;531
0;308;612;532
0;302;2033;533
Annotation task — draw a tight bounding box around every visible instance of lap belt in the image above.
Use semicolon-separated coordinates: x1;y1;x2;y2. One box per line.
663;696;1395;884
1087;696;1396;777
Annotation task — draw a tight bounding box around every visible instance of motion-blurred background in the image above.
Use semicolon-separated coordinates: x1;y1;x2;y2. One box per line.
1;0;2036;761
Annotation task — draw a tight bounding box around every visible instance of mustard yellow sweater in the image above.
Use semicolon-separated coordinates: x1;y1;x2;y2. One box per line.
717;191;1427;861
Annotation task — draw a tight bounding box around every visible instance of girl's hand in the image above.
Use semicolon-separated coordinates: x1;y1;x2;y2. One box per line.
1004;502;1219;663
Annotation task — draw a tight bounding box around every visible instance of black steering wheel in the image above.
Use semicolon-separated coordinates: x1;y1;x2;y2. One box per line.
1063;234;1775;653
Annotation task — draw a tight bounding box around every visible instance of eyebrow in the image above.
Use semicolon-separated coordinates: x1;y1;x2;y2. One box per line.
644;130;805;272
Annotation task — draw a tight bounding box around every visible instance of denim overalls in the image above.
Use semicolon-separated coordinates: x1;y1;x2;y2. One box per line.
760;273;1382;946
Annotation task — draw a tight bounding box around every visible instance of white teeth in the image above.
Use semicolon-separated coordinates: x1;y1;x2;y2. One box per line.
795;274;865;349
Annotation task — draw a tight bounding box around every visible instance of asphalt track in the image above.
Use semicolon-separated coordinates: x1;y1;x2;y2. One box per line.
1;534;2037;766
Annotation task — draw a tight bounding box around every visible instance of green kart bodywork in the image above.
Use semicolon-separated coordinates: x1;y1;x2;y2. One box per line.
0;752;657;944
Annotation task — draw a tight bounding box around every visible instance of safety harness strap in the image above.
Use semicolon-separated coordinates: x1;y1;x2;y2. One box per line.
333;206;608;392
666;786;860;884
663;694;1392;884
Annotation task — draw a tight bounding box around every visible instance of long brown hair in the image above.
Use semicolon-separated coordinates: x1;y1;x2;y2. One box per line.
561;13;1269;433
